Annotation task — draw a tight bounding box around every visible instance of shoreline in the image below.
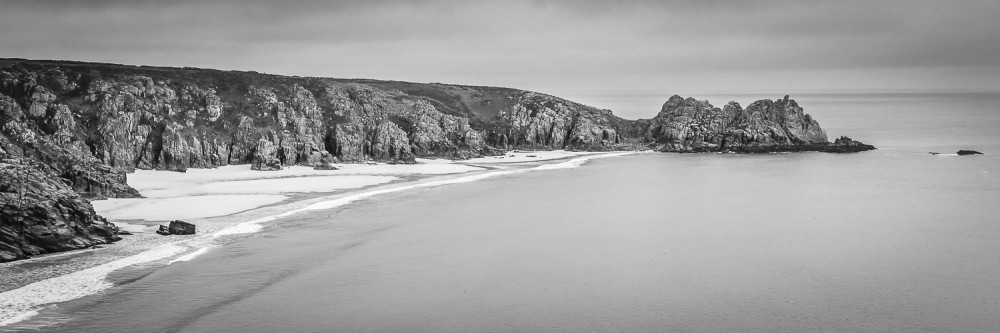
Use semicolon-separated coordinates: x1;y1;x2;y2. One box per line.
0;150;636;327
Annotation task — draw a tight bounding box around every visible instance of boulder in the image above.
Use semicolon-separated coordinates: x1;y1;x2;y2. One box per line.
168;220;196;235
155;220;196;235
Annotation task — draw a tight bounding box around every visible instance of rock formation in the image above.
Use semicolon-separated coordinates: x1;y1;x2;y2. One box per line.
641;95;840;153
0;159;120;262
156;220;196;235
0;58;875;262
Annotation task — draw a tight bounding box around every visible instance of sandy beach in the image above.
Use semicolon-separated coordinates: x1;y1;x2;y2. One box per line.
0;150;617;327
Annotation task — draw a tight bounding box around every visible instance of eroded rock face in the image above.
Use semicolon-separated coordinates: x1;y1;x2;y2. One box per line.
0;59;875;262
0;160;120;262
643;95;829;152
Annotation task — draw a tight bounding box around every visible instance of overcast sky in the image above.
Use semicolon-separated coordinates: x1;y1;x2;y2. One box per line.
2;0;999;116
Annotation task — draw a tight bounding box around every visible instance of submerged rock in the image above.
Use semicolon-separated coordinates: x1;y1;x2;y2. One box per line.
821;136;876;153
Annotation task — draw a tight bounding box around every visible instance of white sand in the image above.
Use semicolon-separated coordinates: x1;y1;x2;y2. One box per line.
92;162;483;222
0;243;189;327
140;175;398;197
93;195;289;221
1;152;639;327
127;163;482;192
460;150;596;164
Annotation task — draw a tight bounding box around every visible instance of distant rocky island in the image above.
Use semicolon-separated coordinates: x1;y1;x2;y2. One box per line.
0;58;874;262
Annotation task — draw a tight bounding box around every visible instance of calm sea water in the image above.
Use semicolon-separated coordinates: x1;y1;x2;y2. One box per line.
8;93;1000;332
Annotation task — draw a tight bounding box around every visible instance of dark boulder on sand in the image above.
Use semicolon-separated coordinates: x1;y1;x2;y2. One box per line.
156;220;196;235
957;150;983;156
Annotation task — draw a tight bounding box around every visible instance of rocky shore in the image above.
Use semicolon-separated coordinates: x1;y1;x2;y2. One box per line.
0;58;874;262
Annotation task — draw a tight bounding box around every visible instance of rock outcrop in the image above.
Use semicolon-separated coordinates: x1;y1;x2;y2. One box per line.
641;95;832;152
0;159;120;262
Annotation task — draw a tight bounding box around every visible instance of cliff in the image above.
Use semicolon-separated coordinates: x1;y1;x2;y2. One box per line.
0;58;872;262
0;159;120;262
0;59;641;261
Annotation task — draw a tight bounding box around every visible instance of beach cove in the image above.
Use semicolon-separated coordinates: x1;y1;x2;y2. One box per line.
0;150;620;327
1;92;999;332
5;148;1000;332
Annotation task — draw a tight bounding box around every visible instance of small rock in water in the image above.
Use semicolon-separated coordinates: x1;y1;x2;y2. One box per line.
821;136;876;153
957;150;983;156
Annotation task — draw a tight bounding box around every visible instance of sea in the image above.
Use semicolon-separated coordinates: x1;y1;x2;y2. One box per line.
4;92;1000;332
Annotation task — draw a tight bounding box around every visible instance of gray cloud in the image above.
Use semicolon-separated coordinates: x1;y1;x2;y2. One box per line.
2;0;998;99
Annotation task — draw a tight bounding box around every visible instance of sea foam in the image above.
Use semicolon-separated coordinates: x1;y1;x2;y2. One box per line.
0;243;188;326
0;152;633;327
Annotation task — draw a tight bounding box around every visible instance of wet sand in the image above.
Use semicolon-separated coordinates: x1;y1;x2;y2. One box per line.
0;150;603;326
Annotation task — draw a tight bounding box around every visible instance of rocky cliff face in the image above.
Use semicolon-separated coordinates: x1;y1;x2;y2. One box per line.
0;59;873;262
641;95;830;152
0;159;120;262
0;59;640;261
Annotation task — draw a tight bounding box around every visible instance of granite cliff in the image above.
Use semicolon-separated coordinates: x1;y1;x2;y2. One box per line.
0;59;872;262
0;59;641;261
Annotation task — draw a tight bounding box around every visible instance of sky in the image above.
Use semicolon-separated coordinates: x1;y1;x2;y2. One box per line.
2;0;999;117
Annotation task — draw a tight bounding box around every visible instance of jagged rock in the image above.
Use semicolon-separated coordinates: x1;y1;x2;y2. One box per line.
957;150;983;156
0;160;120;262
252;138;281;171
644;95;829;153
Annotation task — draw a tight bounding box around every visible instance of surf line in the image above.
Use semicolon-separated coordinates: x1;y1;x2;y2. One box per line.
212;151;636;237
0;152;634;327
